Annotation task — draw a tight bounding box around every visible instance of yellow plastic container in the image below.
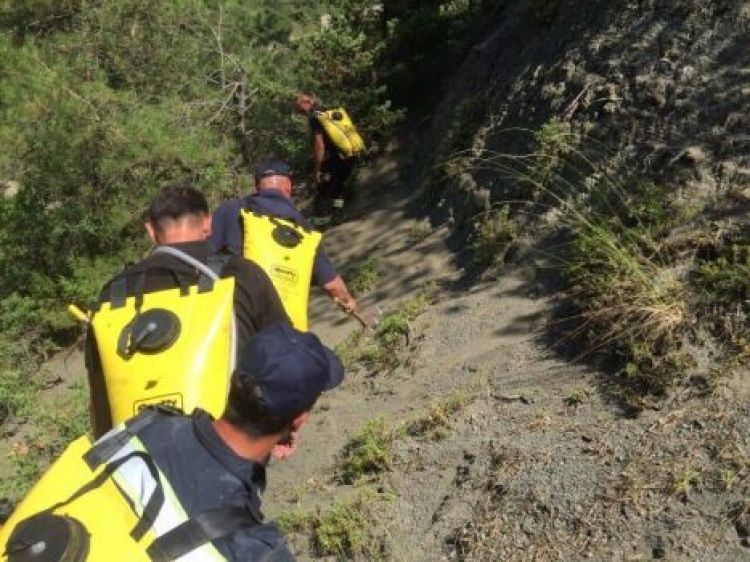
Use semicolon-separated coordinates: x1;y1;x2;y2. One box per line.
90;278;235;425
0;436;153;561
315;108;365;158
241;211;321;331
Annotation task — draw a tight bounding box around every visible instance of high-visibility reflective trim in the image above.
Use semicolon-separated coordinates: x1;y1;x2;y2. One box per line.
111;437;225;560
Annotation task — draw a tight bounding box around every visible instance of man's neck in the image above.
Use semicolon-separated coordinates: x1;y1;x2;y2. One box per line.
213;418;275;464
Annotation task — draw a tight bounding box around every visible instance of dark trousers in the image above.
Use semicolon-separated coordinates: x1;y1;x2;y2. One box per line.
314;155;355;215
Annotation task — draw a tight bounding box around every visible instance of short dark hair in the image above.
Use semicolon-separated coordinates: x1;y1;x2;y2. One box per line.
147;183;209;230
222;372;300;437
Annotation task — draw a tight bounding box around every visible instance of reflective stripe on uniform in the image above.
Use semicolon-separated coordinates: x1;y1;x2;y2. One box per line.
110;436;225;561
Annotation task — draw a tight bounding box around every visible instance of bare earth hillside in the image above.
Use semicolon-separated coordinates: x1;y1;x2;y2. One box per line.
265;1;750;560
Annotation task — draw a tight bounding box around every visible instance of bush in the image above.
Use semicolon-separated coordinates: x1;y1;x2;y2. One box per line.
335;418;393;484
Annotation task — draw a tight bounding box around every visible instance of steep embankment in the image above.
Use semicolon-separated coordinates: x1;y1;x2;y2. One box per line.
266;2;750;561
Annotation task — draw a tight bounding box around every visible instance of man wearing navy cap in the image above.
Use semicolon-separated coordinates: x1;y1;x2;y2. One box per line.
86;323;345;560
210;158;357;323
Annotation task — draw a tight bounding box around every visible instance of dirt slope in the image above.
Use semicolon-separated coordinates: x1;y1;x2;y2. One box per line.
265;2;750;560
265;150;750;562
264;134;750;562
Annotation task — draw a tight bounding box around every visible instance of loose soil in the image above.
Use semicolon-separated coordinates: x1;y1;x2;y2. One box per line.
265;1;750;557
265;135;750;561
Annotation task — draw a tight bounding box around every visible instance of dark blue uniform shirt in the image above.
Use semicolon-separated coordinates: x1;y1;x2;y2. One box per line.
139;410;295;561
210;190;337;286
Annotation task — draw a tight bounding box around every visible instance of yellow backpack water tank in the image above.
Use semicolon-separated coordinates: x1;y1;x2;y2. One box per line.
314;107;365;159
240;210;321;331
0;409;234;561
0;435;153;561
89;246;236;427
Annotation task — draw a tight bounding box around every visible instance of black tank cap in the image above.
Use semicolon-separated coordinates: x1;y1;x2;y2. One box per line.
6;514;90;562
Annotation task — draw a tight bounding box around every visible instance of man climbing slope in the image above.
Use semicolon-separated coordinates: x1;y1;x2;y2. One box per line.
294;93;364;225
210;158;357;331
86;184;289;437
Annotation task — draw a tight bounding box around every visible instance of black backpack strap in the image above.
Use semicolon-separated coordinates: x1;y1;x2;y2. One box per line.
198;254;232;293
109;277;129;309
147;506;261;561
84;406;180;468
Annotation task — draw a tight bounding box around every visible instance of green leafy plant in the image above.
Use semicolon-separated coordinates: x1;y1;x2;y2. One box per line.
671;466;701;499
277;490;387;560
563;388;590;408
469;205;518;268
335;418;394;485
347;257;381;295
312;490;387;560
335;283;438;375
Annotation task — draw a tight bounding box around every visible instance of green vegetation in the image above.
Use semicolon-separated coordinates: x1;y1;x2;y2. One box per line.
670;466;701;499
405;391;471;440
312;491;387;560
450;116;749;405
407;220;432;244
335;417;394;485
0;0;439;496
337;391;472;484
470;204;518;268
563;388;590;408
692;236;750;356
278;489;387;560
336;283;437;374
0;379;89;501
347;257;381;296
279;392;472;556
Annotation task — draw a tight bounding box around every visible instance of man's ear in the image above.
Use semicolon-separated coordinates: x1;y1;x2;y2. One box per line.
144;221;158;244
204;214;212;237
291;411;310;431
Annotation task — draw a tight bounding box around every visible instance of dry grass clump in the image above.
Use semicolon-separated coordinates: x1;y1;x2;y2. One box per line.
443;120;701;400
277;489;390;561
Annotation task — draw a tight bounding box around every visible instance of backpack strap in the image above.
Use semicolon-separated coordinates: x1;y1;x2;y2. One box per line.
147;506;261;561
151;246;220;283
199;254;232;293
109;265;192;311
109;278;129;309
84;406;180;468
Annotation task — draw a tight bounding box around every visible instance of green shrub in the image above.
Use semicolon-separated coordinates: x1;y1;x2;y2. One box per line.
469;205;518;268
277;490;388;560
0;379;89;502
335;418;393;485
347;257;381;295
313;490;387;560
405;391;470;440
693;239;750;306
472;121;694;400
335;284;438;375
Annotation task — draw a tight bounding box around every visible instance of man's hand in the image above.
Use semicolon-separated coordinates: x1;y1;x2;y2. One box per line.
334;295;357;315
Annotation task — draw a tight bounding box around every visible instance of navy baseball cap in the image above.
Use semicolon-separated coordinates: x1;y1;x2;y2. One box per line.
254;159;291;182
237;323;344;416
